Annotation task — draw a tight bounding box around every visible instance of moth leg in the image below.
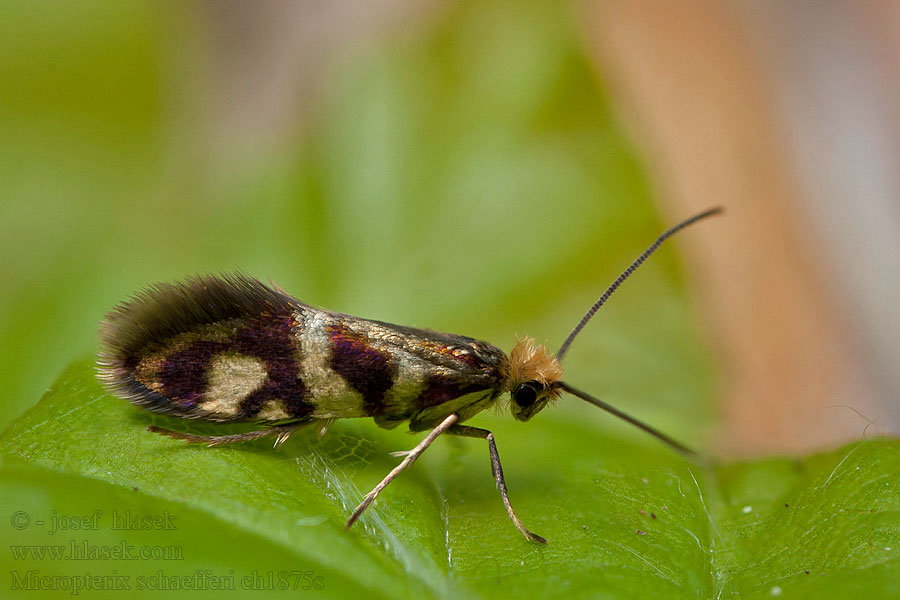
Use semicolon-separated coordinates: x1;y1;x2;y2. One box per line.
147;424;301;448
317;418;337;439
448;424;547;545
273;425;301;450
346;413;460;530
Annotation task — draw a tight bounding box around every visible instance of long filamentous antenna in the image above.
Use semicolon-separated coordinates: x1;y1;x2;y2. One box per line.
558;382;696;456
555;207;722;362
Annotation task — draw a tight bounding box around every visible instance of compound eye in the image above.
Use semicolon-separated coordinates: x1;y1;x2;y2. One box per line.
513;382;539;408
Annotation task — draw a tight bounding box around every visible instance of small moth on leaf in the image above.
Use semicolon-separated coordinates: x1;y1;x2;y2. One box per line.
97;207;720;544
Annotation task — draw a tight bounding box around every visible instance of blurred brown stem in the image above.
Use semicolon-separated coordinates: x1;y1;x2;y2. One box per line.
583;0;879;455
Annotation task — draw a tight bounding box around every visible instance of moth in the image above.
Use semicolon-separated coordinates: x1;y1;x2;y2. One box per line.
97;207;720;544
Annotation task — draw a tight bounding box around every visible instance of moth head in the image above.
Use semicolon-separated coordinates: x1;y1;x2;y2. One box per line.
509;207;721;455
505;337;562;421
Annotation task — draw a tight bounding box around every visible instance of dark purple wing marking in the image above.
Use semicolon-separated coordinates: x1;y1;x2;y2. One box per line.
415;373;496;411
326;323;397;416
98;273;314;422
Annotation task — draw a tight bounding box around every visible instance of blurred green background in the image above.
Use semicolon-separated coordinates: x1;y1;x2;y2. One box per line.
7;3;900;599
0;0;716;437
0;2;722;596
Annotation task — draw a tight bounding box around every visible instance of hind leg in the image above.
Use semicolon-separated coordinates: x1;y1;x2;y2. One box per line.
148;423;302;448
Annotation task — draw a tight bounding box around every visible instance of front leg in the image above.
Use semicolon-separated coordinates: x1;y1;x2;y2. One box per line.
449;424;547;544
346;413;459;529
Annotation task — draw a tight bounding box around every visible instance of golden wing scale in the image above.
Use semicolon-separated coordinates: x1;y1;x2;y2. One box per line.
96;207;721;544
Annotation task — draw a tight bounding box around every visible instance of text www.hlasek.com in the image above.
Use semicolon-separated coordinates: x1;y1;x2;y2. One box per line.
10;540;183;561
10;570;326;594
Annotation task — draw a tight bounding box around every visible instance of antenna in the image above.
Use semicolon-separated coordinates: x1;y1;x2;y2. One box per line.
555;207;722;362
559;382;695;456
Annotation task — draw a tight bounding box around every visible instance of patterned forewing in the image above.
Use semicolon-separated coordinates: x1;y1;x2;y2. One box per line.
296;311;508;427
98;274;509;428
98;275;314;423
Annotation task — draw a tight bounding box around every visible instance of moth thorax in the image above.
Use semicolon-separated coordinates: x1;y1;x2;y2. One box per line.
505;337;563;421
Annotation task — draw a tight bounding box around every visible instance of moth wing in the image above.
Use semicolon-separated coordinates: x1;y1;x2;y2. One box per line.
97;273;316;424
320;317;509;430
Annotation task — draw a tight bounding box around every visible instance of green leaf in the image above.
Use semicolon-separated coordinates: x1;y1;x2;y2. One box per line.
1;361;897;599
2;2;898;597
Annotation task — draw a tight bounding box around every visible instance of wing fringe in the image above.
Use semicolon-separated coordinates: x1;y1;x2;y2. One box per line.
96;272;299;413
